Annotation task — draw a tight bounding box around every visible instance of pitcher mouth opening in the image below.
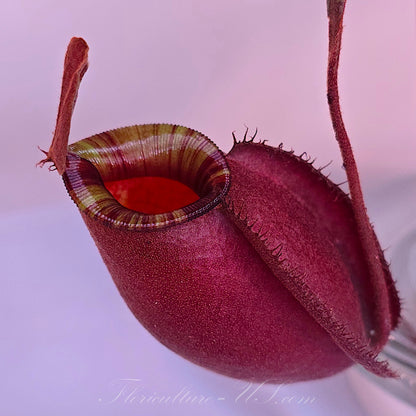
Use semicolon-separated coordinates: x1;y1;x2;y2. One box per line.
62;124;231;230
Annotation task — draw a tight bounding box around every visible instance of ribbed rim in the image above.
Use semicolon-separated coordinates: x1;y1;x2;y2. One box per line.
62;124;230;230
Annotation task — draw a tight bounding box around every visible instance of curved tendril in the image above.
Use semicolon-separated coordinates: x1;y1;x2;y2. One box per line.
327;0;397;341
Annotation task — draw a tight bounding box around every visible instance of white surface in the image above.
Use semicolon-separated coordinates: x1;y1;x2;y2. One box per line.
1;0;415;414
0;203;368;416
348;370;416;416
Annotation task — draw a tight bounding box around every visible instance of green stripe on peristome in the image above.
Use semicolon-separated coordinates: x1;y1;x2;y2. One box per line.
63;124;230;230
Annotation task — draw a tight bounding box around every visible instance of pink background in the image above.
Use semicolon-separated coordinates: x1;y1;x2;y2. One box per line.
1;1;415;415
1;0;415;214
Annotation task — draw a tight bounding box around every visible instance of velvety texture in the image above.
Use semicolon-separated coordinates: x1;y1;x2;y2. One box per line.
80;206;353;382
40;0;400;383
38;38;88;174
224;140;397;377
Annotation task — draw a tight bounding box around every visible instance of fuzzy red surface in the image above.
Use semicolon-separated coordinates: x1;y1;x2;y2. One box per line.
42;0;401;384
224;141;398;377
44;38;88;174
81;205;352;383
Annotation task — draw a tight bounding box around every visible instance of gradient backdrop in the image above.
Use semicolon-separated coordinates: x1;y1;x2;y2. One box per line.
1;1;415;415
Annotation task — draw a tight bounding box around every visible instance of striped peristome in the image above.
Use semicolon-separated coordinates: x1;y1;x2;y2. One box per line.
63;124;230;230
